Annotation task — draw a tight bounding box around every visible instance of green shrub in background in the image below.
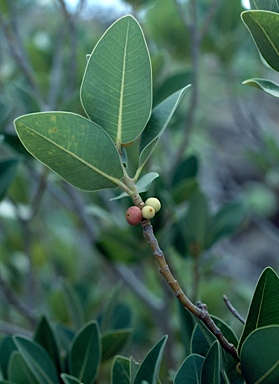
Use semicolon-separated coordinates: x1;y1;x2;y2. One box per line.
0;0;279;383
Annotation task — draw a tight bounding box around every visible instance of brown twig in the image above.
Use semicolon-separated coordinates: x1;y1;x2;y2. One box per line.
140;218;239;361
223;295;245;324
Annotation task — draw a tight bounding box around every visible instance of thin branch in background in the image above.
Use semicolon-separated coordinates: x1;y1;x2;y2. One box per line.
223;295;246;324
0;273;37;327
199;0;220;41
0;320;33;337
0;5;44;108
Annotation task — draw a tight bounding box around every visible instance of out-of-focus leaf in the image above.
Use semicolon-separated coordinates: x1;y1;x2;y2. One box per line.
174;354;204;384
178;303;195;357
8;352;39;384
68;321;101;384
240;325;279;383
201;341;221;384
241;10;279;72
14;112;124;192
0;336;17;379
60;374;83;384
249;0;279;12
138;87;190;173
0;159;20;201
238;267;279;352
133;336;167;384
34;315;62;373
80;15;152;147
62;280;85;330
111;172;159;200
101;329;132;362
13;336;60;384
172;155;199;186
111;356;130;384
243;78;279;97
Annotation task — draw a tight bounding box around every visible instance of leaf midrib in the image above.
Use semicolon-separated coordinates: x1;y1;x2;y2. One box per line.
250;12;279;57
21;124;122;185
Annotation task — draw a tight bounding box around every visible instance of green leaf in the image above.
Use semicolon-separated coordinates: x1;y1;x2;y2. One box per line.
0;158;19;201
68;320;101;384
249;0;279;12
201;341;221;384
138;86;190;172
240;325;279;383
8;351;39;384
174;354;204;384
62;280;85;330
13;336;60;384
171;155;198;187
0;336;17;379
60;373;83;384
111;172;159;200
238;267;279;352
34;315;62;373
243;78;279;97
14;112;124;192
133;336;167;384
178;303;195;357
205;201;246;249
101;329;132;362
241;10;279;72
191;323;215;357
0;381;18;384
80;15;152;147
111;356;130;384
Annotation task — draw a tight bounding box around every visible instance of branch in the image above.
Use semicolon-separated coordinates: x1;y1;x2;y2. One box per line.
141;219;239;361
223;295;245;324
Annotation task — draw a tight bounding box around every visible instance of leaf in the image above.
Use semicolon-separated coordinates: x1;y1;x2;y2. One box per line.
205;201;246;249
201;341;221;384
133;336;167;384
138;86;190;172
178;303;195;357
80;15;152;147
0;158;19;200
111;356;130;384
13;336;60;384
101;329;132;362
68;320;101;384
241;10;279;72
249;0;279;12
240;325;279;383
60;373;83;384
14;112;124;192
8;351;39;384
111;172;159;200
34;315;62;373
238;267;279;352
0;336;17;379
174;354;204;384
243;78;279;97
62;280;85;330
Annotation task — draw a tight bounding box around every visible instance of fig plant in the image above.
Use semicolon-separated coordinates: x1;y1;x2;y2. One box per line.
0;4;276;383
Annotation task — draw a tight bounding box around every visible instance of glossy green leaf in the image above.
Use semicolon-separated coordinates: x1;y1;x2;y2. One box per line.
13;336;60;384
138;86;190;172
243;78;279;97
238;267;279;352
68;320;101;384
0;336;17;379
60;373;82;384
240;325;279;383
249;0;279;12
201;341;221;384
241;10;279;72
0;381;18;384
191;323;215;357
133;336;167;384
111;172;159;200
80;15;152;146
101;329;132;362
14;112;124;192
62;280;85;330
34;315;62;373
111;356;130;384
172;155;198;186
8;352;39;384
0;158;19;200
174;354;204;384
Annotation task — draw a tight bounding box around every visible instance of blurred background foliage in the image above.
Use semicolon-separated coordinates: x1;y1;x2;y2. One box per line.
0;0;279;377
